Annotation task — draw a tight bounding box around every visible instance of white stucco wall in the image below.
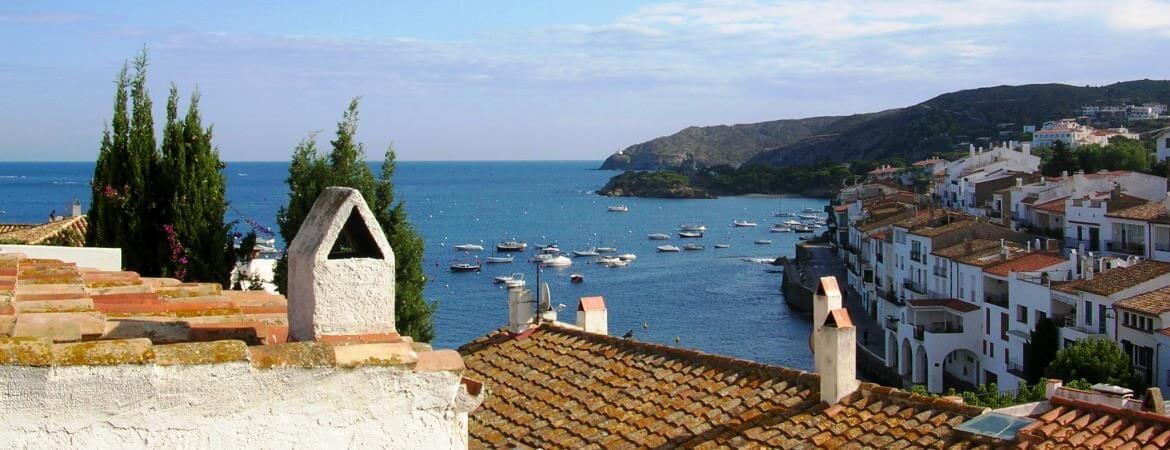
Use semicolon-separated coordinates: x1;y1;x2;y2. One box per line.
1;363;472;449
0;245;121;271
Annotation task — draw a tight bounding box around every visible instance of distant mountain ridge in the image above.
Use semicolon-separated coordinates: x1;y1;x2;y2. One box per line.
600;80;1170;170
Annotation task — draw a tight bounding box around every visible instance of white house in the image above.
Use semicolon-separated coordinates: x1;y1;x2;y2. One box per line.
1114;287;1170;390
937;142;1041;212
1155;129;1170;162
1052;260;1170;347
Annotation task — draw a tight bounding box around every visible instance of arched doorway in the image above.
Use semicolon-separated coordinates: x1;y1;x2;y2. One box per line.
942;349;979;392
914;345;928;385
886;332;898;368
900;339;913;377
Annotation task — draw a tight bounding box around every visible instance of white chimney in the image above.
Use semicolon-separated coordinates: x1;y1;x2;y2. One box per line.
1072;170;1085;188
1045;379;1062;399
1022;142;1031;155
813;277;858;404
1163;192;1170;213
576;296;608;335
969;144;976;157
71;199;82;217
508;287;535;334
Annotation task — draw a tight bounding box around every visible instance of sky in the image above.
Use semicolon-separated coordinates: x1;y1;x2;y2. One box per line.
2;0;1169;161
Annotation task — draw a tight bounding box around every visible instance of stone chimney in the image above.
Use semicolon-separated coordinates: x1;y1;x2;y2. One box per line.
508;286;535;334
813;277;858;404
287;187;397;341
1044;379;1062;399
71;200;82;217
1143;388;1166;414
576;296;608;335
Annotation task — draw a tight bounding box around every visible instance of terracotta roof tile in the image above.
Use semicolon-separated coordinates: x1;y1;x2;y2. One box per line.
984;253;1067;277
932;239;1002;259
460;324;994;449
1107;200;1170;223
0;216;88;245
1115;286;1170;315
1017;396;1170;448
1033;197;1068;214
578;296;606;312
1054;261;1170;296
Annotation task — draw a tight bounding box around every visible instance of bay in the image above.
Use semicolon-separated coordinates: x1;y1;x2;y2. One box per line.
0;161;822;369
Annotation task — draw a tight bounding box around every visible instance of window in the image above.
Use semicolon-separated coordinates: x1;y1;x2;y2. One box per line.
990;342;995;358
1005;347;1010;365
1017;305;1028;324
1001;312;1009;341
1037;311;1047;324
1085;300;1093;325
985;309;991;336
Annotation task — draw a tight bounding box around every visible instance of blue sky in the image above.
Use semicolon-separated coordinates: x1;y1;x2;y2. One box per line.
2;0;1169;161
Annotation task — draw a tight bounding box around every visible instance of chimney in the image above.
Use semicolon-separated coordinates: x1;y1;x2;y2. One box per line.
1022;142;1031;155
1000;239;1008;261
1072;170;1085;188
71;199;82;217
576;296;608;335
1163;192;1170;214
969;144;976;157
508;287;535;334
1045;379;1063;399
1026;241;1031;252
1016;177;1023;187
1061;170;1068;181
813;277;858;404
286;187;397;341
1045;238;1058;253
1144;388;1166;414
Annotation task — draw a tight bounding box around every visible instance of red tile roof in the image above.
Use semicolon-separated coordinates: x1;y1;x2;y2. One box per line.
578;296;605;312
1115;286;1170;315
984;253;1067;277
1017;394;1170;448
1054;260;1170;296
1032;197;1067;215
1106;200;1170;223
907;298;981;313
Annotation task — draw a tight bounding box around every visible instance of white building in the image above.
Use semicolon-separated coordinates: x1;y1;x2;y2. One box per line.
1115;287;1170;390
936;142;1041;212
1155;129;1170;162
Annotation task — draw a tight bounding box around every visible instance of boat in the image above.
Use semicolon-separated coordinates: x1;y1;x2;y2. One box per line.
453;244;484;251
647;233;670;240
782;220;803;226
570;273;584;283
607;205;629;212
683;243;704;251
802;207;817;213
485;255;514;263
541;255;572;267
532;253;555;263
774;211;796;217
596;247;617;253
617;253;637;261
540;245;561;254
714;244;730;249
573;248;600;257
596;256;619;264
602;259;628;268
733;220;758;227
798;213;820;220
791;224;815;233
496;239;528;252
493;273;525;288
657;245;681;252
755;239;773;245
679;224;707;232
450;262;481;272
678;231;703;238
770;224;791;233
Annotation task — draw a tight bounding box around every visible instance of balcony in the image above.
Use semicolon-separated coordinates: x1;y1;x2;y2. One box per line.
903;279;927;295
1063;237;1099;252
885;317;899;332
932;266;948;278
878;288;904;306
1107;240;1145;256
843;243;859;255
1007;360;1026;378
985;292;1009;308
910;251;923;263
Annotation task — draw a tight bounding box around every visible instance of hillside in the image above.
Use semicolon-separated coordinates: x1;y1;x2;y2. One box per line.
601;80;1170;170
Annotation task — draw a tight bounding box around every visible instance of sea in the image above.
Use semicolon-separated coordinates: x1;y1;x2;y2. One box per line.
0;161;825;369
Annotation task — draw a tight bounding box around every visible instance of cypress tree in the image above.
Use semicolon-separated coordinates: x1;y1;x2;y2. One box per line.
275;98;436;342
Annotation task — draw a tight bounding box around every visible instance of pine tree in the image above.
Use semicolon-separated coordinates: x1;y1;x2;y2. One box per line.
275;98;436;342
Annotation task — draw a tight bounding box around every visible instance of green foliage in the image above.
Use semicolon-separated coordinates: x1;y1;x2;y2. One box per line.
697;162;852;196
1046;337;1137;389
910;379;1093;408
1025;318;1060;384
274;98;436;342
87;49;231;284
1040;138;1150;176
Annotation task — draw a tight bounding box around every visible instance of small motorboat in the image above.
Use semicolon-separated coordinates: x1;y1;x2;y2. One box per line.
573;248;600;257
607;205;629;212
770;224;791;233
596;256;620;264
532;253;555;263
774;211;796;217
782;220;803;226
678;231;703;238
453;244;484;251
798;213;820;220
570;273;584;283
596;247;617;253
485;255;514;264
733;220;757;227
679;224;707;232
802;207;817;213
450;262;481;272
603;259;628;268
540;245;561;254
714;244;730;249
496;239;528;252
755;239;773;245
647;233;670;240
792;224;815;233
493;273;525;288
683;243;705;251
617;253;637;261
542;255;572;268
657;245;681;252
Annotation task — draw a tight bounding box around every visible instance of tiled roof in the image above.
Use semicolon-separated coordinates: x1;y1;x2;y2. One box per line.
1054;260;1170;296
912;158;945;167
869;231;890;241
1106;200;1170;223
578;296;605;311
907;298;981;313
460;325;995;449
0;216;88;245
0;224;35;234
1032;197;1067;215
868;166;899;175
909;220;976;238
1104;193;1149;214
1017;395;1170;448
931;239;1001;260
984;253;1067;277
1115;286;1170;315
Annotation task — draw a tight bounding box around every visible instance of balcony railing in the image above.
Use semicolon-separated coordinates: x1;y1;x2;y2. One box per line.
985;292;1009;308
910;251;923;263
903;279;927;295
913;326;924;340
932;266;948;278
1107;240;1145;256
885;317;898;332
1007;360;1026;378
878;288;904;306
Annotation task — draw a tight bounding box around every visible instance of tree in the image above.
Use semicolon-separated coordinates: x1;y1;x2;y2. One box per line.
1046;337;1136;388
275;98;436;342
1040;141;1077;177
1024;317;1060;384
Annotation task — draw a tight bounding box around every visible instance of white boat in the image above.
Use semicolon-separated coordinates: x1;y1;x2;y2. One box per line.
714;244;730;249
683;243;704;251
493;273;525;286
617;253;637;261
596;247;617;253
657;245;681;252
755;239;773;245
573;248;600;257
596;256;620;265
496;239;527;252
540;245;561;254
485;255;514;263
453;244;484;251
678;231;703;238
798;213;820;220
450;262;481;272
532;254;555;263
770;224;791;233
541;255;572;267
802;207;817;213
782;220;803;226
791;224;815;233
679;224;707;232
603;259;628;268
607;205;629;212
647;233;670;240
733;220;757;227
774;211;796;217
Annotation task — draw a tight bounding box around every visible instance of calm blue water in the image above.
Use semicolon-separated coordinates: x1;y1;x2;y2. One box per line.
0;161;821;369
